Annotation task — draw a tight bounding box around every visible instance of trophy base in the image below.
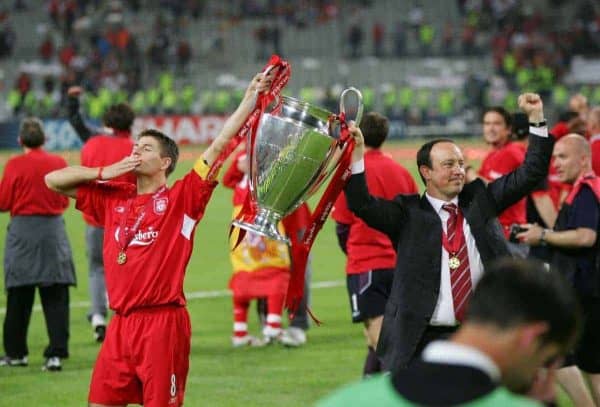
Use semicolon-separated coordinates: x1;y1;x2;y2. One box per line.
232;210;289;245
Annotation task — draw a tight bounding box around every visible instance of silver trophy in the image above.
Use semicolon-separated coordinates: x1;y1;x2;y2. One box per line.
232;87;363;243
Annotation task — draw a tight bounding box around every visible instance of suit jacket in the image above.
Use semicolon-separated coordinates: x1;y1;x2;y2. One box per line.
344;133;554;370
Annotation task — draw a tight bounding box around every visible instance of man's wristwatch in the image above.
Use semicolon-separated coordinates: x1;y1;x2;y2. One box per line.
529;120;547;127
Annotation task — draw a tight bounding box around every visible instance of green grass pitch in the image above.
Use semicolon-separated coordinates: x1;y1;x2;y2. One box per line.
0;141;574;406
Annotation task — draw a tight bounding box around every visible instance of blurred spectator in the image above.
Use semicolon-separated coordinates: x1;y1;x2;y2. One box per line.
254;23;270;61
38;34;54;62
441;22;454;56
0;21;16;59
176;39;192;74
569;93;590;121
408;3;423;37
348;23;363;59
461;20;477;56
393;21;406;57
58;41;76;67
372;21;384;57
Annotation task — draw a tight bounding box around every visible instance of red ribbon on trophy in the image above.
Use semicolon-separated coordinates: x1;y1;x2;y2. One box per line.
207;55;291;183
285;114;355;322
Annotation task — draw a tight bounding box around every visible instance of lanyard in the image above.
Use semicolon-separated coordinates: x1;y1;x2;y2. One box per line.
441;207;464;255
117;185;167;255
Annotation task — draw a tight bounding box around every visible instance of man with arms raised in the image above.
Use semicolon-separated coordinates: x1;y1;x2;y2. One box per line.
343;93;554;371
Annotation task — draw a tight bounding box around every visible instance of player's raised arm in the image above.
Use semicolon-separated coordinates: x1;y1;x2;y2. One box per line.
202;71;273;167
45;155;141;198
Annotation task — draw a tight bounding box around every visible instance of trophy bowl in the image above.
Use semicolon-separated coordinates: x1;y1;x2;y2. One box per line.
232;88;362;243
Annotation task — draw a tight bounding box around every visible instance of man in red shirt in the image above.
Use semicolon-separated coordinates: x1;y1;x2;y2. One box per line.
45;72;272;407
467;107;528;256
588;107;600;176
67;87;136;342
332;112;418;375
0;118;75;372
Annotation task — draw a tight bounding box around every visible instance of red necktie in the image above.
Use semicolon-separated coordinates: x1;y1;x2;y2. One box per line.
442;203;472;322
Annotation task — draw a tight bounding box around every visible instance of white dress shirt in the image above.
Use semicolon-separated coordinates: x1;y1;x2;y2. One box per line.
425;193;484;326
422;340;501;382
350;159;485;325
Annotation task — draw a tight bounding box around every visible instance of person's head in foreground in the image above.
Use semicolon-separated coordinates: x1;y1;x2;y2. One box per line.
456;258;580;393
317;258;581;406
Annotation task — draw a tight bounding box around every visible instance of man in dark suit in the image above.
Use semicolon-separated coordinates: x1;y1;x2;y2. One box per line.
344;93;554;371
317;258;581;406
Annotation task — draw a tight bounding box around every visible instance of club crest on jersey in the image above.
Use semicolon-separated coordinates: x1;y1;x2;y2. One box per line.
154;198;168;214
115;206;125;213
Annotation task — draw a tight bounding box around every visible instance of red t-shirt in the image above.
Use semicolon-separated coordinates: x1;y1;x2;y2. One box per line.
0;148;69;216
478;142;526;237
591;135;600;176
75;170;217;315
332;149;419;274
80;133;136;227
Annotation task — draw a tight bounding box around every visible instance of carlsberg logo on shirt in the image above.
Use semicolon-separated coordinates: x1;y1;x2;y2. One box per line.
114;227;159;246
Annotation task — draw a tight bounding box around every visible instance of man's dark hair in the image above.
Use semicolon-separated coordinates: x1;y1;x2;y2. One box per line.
467;258;581;351
103;103;135;131
359;112;389;148
137;129;179;176
558;110;579;122
415;138;454;184
512;112;529;141
483;106;512;129
19;117;45;148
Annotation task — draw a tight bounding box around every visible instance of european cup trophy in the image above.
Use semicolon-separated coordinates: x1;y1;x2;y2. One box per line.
232;87;363;243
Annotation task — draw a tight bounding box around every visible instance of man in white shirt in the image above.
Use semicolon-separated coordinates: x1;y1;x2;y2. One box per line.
343;93;555;370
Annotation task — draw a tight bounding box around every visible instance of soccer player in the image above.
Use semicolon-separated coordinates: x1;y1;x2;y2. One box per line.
67;87;136;342
466;107;528;257
45;72;272;407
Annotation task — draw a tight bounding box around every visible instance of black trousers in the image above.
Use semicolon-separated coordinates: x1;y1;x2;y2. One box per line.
3;284;70;358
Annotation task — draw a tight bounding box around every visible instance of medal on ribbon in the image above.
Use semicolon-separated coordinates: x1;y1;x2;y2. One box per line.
117;186;167;266
448;256;460;269
117;251;127;265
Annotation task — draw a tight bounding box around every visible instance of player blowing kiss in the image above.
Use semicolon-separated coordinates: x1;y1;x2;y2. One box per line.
45;72;273;407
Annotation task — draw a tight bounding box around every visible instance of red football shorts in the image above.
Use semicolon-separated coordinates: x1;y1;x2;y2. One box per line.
88;306;191;406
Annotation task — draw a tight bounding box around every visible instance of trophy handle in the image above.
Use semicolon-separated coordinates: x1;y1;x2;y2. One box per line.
339;87;364;126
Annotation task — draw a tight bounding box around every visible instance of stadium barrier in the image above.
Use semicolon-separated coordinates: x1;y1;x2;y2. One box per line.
0;116;482;151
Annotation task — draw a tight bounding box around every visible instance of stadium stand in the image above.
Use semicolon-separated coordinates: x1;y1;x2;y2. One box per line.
0;0;599;138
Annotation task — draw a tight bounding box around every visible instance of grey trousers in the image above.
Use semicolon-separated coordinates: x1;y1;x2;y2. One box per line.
85;225;107;318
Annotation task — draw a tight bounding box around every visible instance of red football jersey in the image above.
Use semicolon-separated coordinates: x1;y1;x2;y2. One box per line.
76;170;217;315
478;142;526;237
332;149;419;274
591;135;600;176
80;133;136;227
0;148;69;216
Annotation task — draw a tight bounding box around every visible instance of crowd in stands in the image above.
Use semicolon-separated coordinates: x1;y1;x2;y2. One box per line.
1;0;600;126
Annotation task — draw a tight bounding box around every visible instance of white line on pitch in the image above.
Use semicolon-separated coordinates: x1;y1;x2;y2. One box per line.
0;280;345;314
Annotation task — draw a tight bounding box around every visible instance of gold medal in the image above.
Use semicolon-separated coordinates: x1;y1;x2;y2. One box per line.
449;256;460;270
117;251;127;265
